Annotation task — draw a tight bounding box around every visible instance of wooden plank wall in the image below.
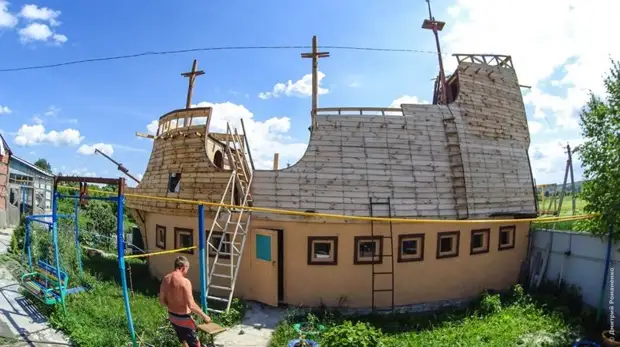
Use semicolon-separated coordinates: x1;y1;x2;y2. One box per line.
126;110;232;217
456;62;536;216
251;60;537;220
252;106;458;219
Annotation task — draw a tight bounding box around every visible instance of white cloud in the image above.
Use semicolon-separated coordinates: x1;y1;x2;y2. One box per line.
149;101;307;169
14;124;83;146
528;120;544;135
389;95;429;108
443;0;620;131
32;116;43;124
529;138;584;184
146;120;159;135
19;4;60;26
258;71;329;99
78;143;114;156
70;167;96;177
44;105;60;116
0;1;17;28
18;22;67;45
0;105;11;115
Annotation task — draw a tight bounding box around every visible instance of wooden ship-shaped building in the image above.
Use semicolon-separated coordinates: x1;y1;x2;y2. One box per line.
125;13;538;313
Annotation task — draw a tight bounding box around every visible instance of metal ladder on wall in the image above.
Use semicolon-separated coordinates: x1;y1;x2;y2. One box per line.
442;115;469;219
205;122;253;313
369;197;395;312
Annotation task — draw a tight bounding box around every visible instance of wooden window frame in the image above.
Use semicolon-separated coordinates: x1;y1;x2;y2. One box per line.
174;227;194;254
307;236;338;265
155;224;166;250
354;236;383;265
436;231;460;259
397;233;425;263
208;231;230;259
498;225;516;251
470;228;490;255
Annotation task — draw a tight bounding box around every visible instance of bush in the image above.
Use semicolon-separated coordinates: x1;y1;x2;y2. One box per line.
479;292;502;315
321;321;384;347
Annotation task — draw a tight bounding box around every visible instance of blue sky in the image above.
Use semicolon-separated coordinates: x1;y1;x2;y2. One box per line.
1;0;617;186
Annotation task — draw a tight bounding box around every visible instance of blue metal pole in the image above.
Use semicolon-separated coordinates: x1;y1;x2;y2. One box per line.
25;218;32;269
198;205;207;311
74;194;82;274
117;191;137;347
52;191;66;313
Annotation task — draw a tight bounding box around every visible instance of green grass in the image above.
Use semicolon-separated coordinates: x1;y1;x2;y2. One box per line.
537;194;585;216
35;254;247;347
534;194;591;231
270;284;601;347
2;225;247;347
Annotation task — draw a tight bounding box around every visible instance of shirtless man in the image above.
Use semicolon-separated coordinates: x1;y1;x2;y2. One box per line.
160;256;212;347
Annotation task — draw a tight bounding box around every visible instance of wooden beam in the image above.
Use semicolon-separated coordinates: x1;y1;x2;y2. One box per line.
181;59;205;109
301;36;330;129
135;132;155;139
273;153;279;170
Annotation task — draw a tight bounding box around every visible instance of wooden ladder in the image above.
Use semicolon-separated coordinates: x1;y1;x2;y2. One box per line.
205;122;253;313
369;197;395;312
442;116;469;219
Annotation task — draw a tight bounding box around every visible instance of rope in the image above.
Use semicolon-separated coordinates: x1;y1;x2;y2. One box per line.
55;184;597;224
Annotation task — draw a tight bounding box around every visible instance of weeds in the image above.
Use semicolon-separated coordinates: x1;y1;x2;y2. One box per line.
270;284;594;347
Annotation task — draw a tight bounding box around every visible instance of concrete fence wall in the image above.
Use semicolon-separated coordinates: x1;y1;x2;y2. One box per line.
530;229;618;320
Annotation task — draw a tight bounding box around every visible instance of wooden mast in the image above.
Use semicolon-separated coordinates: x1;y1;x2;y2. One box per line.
301;36;330;130
422;0;451;104
181;59;205;109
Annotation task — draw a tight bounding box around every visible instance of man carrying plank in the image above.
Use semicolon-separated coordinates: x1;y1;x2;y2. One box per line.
160;256;212;347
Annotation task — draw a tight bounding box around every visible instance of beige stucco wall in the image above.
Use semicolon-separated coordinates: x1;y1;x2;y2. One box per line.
143;212;529;309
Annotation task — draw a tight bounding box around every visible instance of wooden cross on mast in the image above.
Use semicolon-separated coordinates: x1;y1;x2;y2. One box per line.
301;36;329;128
181;59;205;109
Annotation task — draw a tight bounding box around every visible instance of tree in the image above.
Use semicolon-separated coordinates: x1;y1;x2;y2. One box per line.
578;59;620;237
34;158;52;173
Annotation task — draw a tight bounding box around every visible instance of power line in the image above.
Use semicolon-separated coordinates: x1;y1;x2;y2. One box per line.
0;45;439;72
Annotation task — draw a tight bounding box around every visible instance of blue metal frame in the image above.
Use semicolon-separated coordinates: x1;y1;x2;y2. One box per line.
51;191;66;312
198;205;207;311
115;186;137;347
74;194;83;274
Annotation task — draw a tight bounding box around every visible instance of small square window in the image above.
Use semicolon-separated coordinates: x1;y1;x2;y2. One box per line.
436;231;459;259
498;225;516;250
208;232;231;259
156;224;166;250
354;236;382;265
168;173;182;193
174;228;194;254
398;233;425;262
470;228;490;255
307;237;338;265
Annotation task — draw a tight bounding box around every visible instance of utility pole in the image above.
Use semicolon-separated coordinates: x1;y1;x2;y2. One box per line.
567;144;576;215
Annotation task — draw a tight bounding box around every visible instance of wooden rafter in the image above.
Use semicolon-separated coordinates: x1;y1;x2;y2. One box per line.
452;54;513;69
